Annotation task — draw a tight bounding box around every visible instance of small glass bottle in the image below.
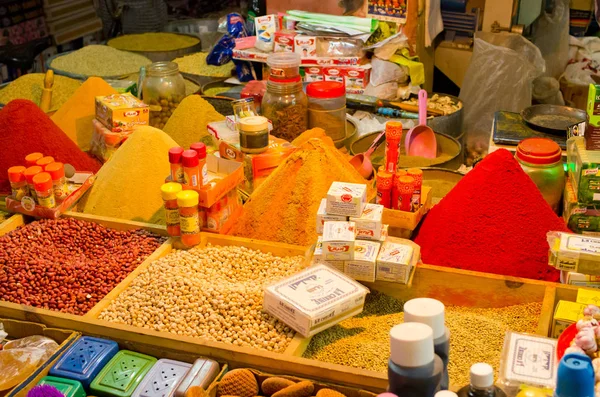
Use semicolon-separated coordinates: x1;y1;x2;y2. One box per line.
239;116;269;154
169;147;185;183
7;166;28;200
32;172;56;208
44;162;69;202
182;149;200;188
190;142;208;186
176;190;201;247
262;76;308;142
161;182;182;237
25;152;43;167
457;363;506;397
24;166;42;201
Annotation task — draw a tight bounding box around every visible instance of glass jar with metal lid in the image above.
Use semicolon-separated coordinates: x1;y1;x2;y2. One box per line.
142;61;186;129
261;76;307;142
515;137;565;213
239;116;269;154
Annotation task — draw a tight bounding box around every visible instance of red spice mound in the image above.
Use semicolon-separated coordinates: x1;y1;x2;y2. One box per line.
0;99;101;194
414;148;566;282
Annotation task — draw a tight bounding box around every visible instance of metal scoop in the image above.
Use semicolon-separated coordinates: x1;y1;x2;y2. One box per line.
405;90;437;159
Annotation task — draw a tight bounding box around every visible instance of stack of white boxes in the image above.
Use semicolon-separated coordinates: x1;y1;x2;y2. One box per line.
312;182;417;284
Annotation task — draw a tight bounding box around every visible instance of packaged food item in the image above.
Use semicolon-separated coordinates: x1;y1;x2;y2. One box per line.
376;239;414;284
567;136;600;204
323;67;345;84
563;179;600;235
294;36;317;58
344;66;371;94
36;156;54;169
548;232;600;274
563;272;600;288
350;203;384;241
552;300;586;337
254;14;278;52
267;52;301;81
142;62;185;129
239;116;269;154
304;66;324;82
345;240;380;282
95;93;149;132
33;172;56;208
45;162;69;202
261;76;308;142
316;198;348;234
25;152;43;167
161;182;182;237
376;169;393;208
263;264;369;337
274;30;297;52
586;84;600;150
7;166;28;200
322;221;356;261
326;181;367;217
177;190;201;247
312;236;344;271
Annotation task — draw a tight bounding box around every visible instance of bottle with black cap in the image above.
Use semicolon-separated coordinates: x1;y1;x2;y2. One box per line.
404;297;450;389
388;322;443;397
457;363;506;397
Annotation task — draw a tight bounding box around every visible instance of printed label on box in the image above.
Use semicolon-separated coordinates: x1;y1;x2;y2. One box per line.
376;240;413;284
322;221;356;261
294;36;317;58
350;203;383;241
345;240;380;282
316;198;347;234
326;182;367;217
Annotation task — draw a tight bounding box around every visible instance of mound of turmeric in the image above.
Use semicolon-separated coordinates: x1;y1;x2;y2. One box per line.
291;127;335;147
229;139;372;246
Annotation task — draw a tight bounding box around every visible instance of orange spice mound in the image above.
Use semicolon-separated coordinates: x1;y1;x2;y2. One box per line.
291;128;335;147
229;139;372;246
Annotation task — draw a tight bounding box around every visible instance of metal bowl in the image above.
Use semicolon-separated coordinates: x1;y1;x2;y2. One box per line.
421;167;465;205
107;33;203;62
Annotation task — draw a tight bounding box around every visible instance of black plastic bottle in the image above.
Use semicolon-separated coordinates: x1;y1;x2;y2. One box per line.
404;298;450;390
388;322;443;397
457;363;507;397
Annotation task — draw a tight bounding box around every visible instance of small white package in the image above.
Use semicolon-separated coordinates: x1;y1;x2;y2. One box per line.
350;203;383;241
263;264;369;337
312;236;344;271
326;182;367;217
322;221;356;261
376;238;418;284
254;15;278;52
345;240;380;283
316;198;347;234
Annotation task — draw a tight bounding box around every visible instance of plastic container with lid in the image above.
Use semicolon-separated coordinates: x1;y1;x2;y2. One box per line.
142;61;186;129
169;147;185;183
239;116;269;154
33;172;56;208
267;52;301;81
182;149;200;188
45;162;69;201
515;138;565;213
262;76;308;142
7;166;28;200
232;97;258;127
190;142;208;186
25;152;43;167
555;353;594;397
161;182;182;237
24;166;42;201
307;81;347;142
36;156;55;170
457;363;506;397
177;190;201;247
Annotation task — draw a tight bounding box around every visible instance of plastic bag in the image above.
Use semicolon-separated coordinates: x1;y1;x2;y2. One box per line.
532;77;565;105
370;57;408;86
0;336;59;390
364;81;399;100
207;13;248;66
531;0;569;79
459;32;545;156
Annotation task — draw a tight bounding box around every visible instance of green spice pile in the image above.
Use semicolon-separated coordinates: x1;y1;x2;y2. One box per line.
173;52;234;77
0;74;81;112
303;291;541;386
108;33;199;52
51;45;151;77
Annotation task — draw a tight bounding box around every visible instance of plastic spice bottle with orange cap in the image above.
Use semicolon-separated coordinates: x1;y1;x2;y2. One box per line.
391;169;408;210
25;152;43;167
377;168;394;208
515;137;565;213
32;172;56;208
7;166;28;200
396;176;415;212
407;168;423;209
182;150;201;188
24;166;42;201
44;162;69;201
190;142;208;186
36;156;55;170
385;121;403;173
161;182;182;237
177;190;201;247
168;147;185;183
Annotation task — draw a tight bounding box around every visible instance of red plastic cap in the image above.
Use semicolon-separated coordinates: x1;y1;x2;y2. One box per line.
516;138;561;165
45;162;65;180
182;150;199;167
7;166;26;183
190;142;207;159
25;152;43;167
268;76;301;84
306;81;345;99
24;166;42;184
33;172;53;191
169;147;184;164
36;156;55;169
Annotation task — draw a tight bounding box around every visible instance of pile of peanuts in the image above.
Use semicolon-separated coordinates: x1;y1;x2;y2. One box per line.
99;245;306;352
0;218;165;315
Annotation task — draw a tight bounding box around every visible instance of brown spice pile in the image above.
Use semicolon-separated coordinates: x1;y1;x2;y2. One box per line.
291;128;335;148
229;139;372;246
303;292;542;386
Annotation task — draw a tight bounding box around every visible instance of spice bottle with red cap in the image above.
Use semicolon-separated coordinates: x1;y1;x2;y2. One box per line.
190;142;208;186
306;81;347;143
515;138;565;213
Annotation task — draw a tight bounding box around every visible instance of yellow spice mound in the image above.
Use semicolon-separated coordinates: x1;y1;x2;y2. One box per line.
163;95;225;149
291;128;335;147
173;52;233;78
79;126;177;224
230;139;372;246
0;73;81;112
108;33;199;52
51;77;118;151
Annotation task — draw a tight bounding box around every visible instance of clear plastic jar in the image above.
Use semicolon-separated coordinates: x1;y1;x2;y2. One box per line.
232;97;258;131
307;81;347;142
142;61;185;129
261;77;307;142
515;138;565;213
267;52;301;81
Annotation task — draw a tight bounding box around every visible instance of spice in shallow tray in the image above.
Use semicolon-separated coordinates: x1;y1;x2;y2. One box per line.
0;218;164;315
108;33;199;52
98;244;305;352
173;52;234;78
0;74;81;112
303;291;542;386
50;45;151;77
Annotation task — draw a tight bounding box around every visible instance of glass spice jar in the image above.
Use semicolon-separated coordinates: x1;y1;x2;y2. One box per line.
261;76;308;142
142;61;186;130
44;162;69;202
7;166;28;200
239;116;269;154
32;172;56;208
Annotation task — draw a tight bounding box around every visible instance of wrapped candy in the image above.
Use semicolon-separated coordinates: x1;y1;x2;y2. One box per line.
575;327;598;354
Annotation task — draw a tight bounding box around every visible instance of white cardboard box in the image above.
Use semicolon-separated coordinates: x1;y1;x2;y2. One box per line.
312;237;344;271
350;203;383;241
345;240;380;283
376;238;416;284
263;264;369;337
316;198;347;234
322;221;356;261
326;182;367;217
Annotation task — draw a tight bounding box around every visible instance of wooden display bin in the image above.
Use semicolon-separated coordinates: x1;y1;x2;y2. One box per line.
0;213;20;237
1;318;79;397
382;186;432;238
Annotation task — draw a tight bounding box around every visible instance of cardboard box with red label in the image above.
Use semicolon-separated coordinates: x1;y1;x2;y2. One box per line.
301;65;371;94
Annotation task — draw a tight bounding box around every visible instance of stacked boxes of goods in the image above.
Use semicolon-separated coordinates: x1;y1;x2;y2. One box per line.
312;181;419;285
36;336;220;397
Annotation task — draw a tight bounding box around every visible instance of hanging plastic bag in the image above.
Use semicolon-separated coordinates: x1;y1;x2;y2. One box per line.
207;13;248;66
459;32;545;156
531;0;570;79
532;77;565;105
370;57;408;86
364;81;399;100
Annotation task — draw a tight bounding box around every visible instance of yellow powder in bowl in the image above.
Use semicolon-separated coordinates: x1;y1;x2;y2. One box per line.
79;126;178;224
163;95;225;149
0;74;81;112
173;52;233;78
108;33;199;52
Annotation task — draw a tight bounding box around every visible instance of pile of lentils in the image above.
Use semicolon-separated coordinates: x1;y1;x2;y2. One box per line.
99;245;306;352
303;291;542;386
0;218;165;315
